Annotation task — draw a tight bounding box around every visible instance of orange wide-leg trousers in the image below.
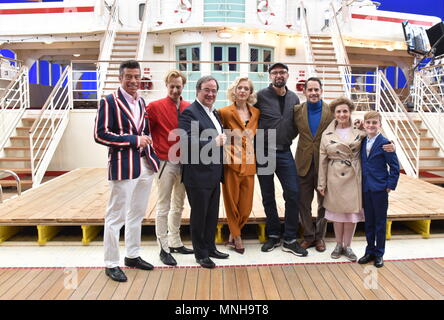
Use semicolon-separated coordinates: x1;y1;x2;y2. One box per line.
222;167;254;237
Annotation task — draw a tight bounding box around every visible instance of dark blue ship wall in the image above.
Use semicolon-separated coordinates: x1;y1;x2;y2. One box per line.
379;0;444;21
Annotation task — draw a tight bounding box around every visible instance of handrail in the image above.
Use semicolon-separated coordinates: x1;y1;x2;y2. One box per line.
0;55;23;69
136;0;150;60
98;0;120;98
329;2;351;97
299;1;315;76
30;67;70;133
414;72;444;151
0;169;21;203
377;70;420;177
0;66;29;151
29;66;72;187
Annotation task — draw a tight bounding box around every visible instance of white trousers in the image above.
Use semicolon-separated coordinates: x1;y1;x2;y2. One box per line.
155;160;186;252
104;159;154;268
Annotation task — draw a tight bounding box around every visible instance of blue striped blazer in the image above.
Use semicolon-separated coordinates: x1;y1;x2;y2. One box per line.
94;88;155;180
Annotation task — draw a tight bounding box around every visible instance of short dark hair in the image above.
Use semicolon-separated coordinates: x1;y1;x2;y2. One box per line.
196;75;219;92
304;77;323;90
119;60;141;76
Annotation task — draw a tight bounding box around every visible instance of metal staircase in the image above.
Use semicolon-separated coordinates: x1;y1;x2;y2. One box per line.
0;66;31;188
411;68;444;184
0;66;72;188
300;2;349;102
99;0;150;97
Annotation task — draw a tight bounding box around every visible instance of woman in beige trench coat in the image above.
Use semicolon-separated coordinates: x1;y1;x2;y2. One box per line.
318;97;366;262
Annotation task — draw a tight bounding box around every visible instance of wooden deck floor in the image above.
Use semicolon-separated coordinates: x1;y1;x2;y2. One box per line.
1;168;444;225
0;259;442;300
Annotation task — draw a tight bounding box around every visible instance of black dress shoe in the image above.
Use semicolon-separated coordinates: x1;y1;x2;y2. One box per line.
358;254;375;264
209;249;229;259
160;249;177;266
105;267;127;282
374;256;384;268
169;246;194;254
124;256;154;270
196;257;216;269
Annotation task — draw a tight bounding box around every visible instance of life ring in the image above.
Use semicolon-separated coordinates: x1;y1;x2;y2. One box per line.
174;0;192;24
257;0;275;26
296;80;306;92
140;77;153;91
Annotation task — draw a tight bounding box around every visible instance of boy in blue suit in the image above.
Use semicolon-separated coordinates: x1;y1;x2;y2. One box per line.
358;111;400;268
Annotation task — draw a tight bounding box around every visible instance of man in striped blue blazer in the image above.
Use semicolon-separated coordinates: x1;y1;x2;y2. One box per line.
94;60;156;282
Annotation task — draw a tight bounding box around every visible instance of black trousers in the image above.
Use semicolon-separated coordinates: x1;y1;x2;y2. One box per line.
185;185;220;260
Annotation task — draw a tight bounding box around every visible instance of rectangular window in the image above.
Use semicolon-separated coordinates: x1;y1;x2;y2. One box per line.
263;49;272;73
177;45;201;73
213;46;223;71
249;46;274;73
250;48;258;72
178;48;187;71
192;47;200;71
228;47;237;71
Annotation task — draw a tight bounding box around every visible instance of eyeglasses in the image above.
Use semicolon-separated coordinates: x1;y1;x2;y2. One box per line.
200;88;218;94
270;70;288;76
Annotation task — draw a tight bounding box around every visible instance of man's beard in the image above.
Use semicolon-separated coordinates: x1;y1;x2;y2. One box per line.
273;80;286;88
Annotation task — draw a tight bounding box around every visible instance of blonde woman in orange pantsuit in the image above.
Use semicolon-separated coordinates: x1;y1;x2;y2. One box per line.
218;77;260;254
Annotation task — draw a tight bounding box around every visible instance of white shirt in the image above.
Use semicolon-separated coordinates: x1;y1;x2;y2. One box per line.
197;98;223;134
366;133;381;157
335;127;351;141
120;87;142;129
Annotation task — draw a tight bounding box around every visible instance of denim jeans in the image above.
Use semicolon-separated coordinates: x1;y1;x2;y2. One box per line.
257;149;300;241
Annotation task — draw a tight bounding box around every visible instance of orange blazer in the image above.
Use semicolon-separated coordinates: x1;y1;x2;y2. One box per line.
218;104;260;176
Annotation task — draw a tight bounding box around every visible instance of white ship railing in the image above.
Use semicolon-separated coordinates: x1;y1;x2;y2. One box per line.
72;59;381;109
414;71;444;151
29;66;73;187
136;0;151;61
98;0;120;98
376;70;420;177
420;61;444;102
300;2;315;77
0;66;29;151
329;2;351;97
0;56;21;82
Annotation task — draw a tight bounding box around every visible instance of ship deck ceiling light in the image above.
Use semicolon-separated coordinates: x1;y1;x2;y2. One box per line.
218;31;233;39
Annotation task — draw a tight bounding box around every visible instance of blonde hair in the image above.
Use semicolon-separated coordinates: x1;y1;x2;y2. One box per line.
164;69;187;85
226;77;257;105
329;96;356;113
364;110;381;121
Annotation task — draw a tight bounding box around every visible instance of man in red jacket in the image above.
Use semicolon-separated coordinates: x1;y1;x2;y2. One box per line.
146;70;193;266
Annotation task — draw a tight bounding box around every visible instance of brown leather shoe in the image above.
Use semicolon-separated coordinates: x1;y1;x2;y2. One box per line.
300;240;314;250
315;239;326;252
